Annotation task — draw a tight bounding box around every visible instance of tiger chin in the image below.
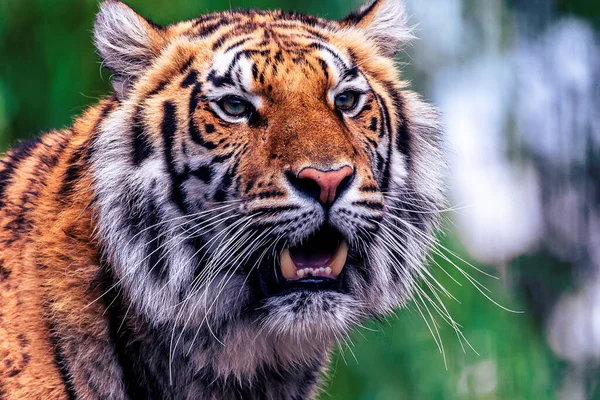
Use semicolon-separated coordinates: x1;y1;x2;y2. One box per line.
0;0;444;399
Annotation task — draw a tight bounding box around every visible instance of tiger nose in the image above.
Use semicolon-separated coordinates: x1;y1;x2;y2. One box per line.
292;166;355;205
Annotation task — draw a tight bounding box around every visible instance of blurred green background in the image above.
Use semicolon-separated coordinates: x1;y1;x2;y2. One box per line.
1;0;599;399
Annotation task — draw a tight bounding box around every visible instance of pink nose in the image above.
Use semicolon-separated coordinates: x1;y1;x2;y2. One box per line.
297;166;354;205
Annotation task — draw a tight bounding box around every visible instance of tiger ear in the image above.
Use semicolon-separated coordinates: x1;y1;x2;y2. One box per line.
340;0;413;58
94;0;165;97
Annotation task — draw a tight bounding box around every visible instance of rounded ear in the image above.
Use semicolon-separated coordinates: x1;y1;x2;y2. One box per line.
340;0;413;58
94;0;165;98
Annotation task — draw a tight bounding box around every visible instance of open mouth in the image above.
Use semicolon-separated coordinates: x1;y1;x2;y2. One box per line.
280;226;348;281
252;225;351;297
252;224;348;296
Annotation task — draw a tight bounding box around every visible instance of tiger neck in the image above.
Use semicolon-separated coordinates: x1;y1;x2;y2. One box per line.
99;263;326;399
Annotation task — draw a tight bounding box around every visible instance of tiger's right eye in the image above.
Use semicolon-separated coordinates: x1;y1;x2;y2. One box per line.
219;96;252;118
334;91;359;111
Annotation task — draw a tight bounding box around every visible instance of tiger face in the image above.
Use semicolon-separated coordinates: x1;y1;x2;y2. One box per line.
92;0;444;370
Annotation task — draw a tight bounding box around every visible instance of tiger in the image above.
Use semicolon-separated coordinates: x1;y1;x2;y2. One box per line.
0;0;444;398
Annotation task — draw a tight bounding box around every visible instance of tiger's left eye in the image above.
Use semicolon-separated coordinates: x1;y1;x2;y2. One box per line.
219;96;251;117
334;91;359;111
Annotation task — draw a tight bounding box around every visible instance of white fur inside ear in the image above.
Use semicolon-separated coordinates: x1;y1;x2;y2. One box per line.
94;1;158;80
353;0;414;57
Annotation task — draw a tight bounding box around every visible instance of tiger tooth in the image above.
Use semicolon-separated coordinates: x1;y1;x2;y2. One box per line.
327;241;349;277
280;249;297;280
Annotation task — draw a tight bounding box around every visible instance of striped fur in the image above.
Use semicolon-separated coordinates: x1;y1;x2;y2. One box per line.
0;1;445;398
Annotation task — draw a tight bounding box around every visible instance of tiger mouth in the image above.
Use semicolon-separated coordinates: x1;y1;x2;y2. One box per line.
279;225;348;283
253;225;350;297
279;232;348;281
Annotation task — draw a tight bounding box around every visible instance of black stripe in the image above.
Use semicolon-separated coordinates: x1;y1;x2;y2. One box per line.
0;260;9;281
365;136;378;149
308;42;348;69
47;321;77;400
205;124;216;134
59;102;115;200
369;117;378;131
342;66;359;80
225;37;252;52
376;151;385;174
190;165;214;184
192;14;222;28
39;134;70;171
274;50;284;65
250;190;286;200
147;80;168;97
85;102;116;164
375;95;390;140
188;83;218;150
207;69;234;88
215;35;251;52
223;49;270;79
213;163;237;202
341;0;378;25
317;58;329;82
195;18;228;37
131;107;154;165
122;190;146;233
181;70;199;88
244;179;255;193
0;138;40;208
359;185;379;193
97;264;153;400
375;94;392;137
373;93;393;192
391;90;412;169
352;200;384;210
211;151;235;164
58;139;91;199
161;101;188;212
247;205;300;215
212;35;229;52
179;55;196;74
146;200;169;280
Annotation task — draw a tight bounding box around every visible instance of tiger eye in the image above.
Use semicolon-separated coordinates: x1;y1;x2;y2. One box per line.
221;96;249;117
334;91;359;111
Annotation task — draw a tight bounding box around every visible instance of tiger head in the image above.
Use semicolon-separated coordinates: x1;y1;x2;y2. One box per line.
92;0;444;372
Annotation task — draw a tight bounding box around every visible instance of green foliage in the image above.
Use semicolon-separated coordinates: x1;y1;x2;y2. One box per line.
322;236;560;399
556;0;600;28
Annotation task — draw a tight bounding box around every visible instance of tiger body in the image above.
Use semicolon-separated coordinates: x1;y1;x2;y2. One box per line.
0;1;444;399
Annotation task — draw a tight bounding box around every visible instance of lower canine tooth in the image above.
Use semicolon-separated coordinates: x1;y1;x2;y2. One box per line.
297;270;305;278
280;249;297;279
327;241;349;277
